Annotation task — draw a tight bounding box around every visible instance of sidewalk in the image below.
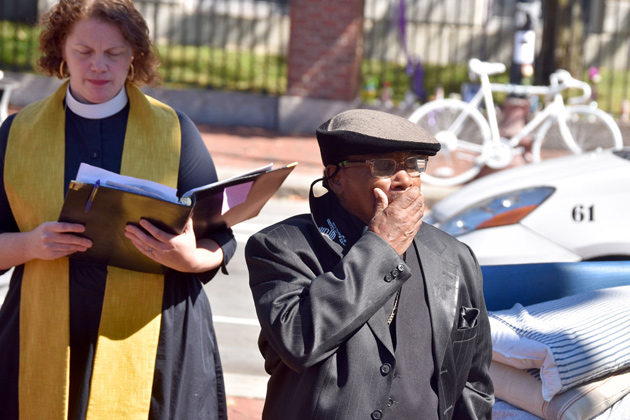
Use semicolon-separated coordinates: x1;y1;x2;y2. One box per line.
227;396;265;420
196;123;323;199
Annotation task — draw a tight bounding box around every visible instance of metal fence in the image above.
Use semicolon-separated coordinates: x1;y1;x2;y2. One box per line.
1;0;630;116
0;0;290;95
363;0;630;117
134;0;290;94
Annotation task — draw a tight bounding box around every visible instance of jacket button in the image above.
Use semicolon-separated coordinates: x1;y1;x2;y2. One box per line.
387;398;394;407
392;269;399;277
371;410;383;419
397;264;405;271
380;363;391;375
384;274;393;282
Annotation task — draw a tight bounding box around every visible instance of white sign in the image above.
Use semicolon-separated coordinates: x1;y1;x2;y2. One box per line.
513;30;536;65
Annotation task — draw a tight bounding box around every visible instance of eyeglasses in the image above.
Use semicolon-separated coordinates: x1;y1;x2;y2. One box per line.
340;156;428;178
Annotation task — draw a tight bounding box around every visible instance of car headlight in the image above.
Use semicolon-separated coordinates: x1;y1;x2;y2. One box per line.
440;186;555;236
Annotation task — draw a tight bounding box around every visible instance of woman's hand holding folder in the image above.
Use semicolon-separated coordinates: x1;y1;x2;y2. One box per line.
124;218;223;273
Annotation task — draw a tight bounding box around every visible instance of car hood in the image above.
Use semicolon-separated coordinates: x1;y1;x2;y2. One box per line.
429;149;629;223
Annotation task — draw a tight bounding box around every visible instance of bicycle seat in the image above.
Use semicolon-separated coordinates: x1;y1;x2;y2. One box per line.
469;59;506;77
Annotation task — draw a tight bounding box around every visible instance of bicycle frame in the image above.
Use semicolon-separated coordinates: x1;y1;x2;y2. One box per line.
465;71;583;158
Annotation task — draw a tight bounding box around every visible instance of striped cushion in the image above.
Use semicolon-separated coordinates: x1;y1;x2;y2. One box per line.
489;285;630;401
490;361;630;420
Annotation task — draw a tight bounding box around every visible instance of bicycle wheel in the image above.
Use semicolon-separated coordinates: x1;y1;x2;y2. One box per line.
408;99;491;186
532;105;623;162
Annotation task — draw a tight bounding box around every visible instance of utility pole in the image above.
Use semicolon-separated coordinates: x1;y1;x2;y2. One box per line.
538;0;585;85
556;0;585;78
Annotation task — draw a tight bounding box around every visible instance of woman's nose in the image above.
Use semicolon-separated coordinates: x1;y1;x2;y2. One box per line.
91;54;108;72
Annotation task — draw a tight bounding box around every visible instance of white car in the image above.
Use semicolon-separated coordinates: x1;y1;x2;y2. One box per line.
424;148;630;265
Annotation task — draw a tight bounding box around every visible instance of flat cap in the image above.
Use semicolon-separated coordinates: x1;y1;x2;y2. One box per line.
316;109;441;166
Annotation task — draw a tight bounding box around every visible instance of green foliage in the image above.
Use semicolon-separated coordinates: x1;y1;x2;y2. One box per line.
579;67;629;118
157;44;287;94
360;60;510;107
0;20;287;95
359;60;630;117
0;21;40;70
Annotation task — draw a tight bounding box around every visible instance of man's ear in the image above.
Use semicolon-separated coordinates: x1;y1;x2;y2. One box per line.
325;165;343;195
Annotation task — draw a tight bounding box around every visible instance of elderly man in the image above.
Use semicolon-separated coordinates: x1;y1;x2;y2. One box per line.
245;109;494;420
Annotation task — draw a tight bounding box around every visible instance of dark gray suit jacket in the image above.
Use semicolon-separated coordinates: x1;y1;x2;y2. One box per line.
246;210;494;420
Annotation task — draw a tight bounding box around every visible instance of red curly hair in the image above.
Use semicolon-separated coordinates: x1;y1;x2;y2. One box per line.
37;0;161;87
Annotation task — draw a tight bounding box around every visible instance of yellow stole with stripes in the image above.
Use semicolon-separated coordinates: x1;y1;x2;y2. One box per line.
4;81;181;419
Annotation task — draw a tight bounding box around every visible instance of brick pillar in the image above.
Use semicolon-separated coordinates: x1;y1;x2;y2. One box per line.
286;0;365;101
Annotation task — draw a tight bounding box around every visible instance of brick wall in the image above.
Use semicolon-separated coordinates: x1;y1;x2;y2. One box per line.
286;0;365;101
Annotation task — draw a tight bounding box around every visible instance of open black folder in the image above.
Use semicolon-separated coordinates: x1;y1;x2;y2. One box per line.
58;162;297;273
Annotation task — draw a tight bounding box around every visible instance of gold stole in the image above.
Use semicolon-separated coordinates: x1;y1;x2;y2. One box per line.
4;81;181;419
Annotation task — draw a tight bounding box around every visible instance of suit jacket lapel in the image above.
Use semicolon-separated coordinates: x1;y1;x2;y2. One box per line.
415;227;460;368
366;303;395;356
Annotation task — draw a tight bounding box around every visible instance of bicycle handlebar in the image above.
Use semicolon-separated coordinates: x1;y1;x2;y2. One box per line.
548;69;592;104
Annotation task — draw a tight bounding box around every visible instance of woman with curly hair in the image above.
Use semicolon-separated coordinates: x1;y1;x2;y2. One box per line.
0;1;235;419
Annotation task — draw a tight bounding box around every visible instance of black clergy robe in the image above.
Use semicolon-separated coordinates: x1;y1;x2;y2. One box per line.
0;103;236;420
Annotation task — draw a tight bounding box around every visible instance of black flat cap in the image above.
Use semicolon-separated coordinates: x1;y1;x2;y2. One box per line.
316;109;441;166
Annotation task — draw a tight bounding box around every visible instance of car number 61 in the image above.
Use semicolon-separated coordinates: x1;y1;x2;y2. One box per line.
572;205;595;222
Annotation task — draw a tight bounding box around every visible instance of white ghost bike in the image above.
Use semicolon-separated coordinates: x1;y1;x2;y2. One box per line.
408;59;623;186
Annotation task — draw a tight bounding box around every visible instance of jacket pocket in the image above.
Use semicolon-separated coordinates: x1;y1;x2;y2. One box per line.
453;306;479;342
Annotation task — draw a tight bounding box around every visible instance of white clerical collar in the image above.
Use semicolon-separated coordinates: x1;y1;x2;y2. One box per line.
65;84;129;119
